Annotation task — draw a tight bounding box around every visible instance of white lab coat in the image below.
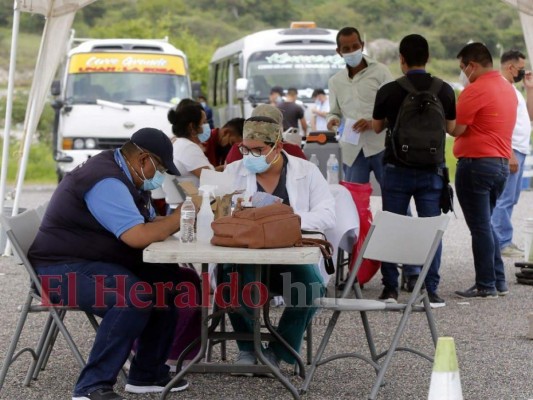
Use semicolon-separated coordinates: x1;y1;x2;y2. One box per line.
224;151;336;232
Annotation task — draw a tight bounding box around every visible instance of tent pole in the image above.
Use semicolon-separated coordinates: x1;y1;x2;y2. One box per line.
1;5;21;256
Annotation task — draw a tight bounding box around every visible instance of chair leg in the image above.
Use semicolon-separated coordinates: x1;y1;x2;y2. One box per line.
34;310;63;378
423;296;439;347
305;324;313;365
26;313;55;384
0;292;33;391
300;310;341;394
48;309;86;368
368;307;414;400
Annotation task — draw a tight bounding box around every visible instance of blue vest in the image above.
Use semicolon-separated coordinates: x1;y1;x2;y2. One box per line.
29;150;151;269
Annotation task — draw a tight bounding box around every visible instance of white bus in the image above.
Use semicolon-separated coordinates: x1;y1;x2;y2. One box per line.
208;22;343;131
51;34;194;181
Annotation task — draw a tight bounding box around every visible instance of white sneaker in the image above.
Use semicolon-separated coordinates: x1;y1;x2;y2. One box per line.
231;350;256;377
501;244;523;258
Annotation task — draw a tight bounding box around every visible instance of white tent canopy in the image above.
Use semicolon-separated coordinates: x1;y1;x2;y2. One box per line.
1;0;97;254
503;0;533;62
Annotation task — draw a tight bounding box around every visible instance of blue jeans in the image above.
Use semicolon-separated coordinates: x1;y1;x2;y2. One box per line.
343;150;384;185
380;164;443;293
221;263;324;364
37;261;191;396
455;157;509;290
491;151;527;249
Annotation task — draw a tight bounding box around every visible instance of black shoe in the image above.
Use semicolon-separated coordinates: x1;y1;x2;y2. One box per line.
455;285;498;299
125;377;189;394
427;292;446;308
378;287;398;303
404;275;418;292
72;388;126;400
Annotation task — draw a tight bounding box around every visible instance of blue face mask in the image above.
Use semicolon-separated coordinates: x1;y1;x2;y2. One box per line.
140;156;165;191
343;49;363;68
242;146;276;174
197;123;211;143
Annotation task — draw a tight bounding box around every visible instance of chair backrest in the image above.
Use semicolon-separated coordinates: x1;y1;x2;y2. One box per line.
362;211;449;266
0;209;43;292
35;201;49;221
0;209;41;259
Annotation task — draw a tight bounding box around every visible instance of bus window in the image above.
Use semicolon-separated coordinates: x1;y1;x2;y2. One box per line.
246;50;343;101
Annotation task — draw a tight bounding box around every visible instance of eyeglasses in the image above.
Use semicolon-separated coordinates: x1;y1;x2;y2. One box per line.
238;144;273;157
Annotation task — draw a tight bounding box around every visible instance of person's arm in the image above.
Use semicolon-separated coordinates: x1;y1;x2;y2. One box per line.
372;118;386;133
300;117;308;136
120;206;181;248
298;165;336;231
449;124;467;137
191;165;213;178
85;178;181;249
326;79;342;131
524;71;533;120
446;120;456;134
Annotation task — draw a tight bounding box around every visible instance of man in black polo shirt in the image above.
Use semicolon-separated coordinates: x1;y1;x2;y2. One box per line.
372;34;456;307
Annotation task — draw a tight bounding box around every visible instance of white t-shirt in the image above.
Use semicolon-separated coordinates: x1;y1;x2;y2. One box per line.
512;87;531;155
161;138;214;206
314;98;330;131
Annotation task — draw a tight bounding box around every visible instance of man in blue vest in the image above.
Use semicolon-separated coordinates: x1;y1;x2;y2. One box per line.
29;128;197;400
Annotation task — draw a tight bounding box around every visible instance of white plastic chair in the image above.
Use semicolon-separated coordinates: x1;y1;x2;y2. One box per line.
301;211;450;400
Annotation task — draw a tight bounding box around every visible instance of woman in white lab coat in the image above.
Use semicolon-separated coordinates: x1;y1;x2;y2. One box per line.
222;110;335;369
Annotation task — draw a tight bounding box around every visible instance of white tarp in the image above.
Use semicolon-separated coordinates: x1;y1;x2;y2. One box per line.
502;0;533;63
1;0;97;254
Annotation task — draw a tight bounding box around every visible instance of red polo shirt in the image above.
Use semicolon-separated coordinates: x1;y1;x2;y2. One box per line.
453;70;517;159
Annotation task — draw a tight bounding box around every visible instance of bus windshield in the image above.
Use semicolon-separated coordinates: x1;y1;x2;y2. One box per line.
246;49;344;102
65;72;190;105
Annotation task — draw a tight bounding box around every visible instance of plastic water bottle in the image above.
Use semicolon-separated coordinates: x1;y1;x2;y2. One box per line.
309;153;319;167
180;196;196;243
326;154;339;184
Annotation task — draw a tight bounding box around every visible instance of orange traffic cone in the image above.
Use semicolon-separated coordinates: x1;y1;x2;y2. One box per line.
428;337;463;400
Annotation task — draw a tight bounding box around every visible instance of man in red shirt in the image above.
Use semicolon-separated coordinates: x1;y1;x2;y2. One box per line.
450;42;517;299
203;118;244;169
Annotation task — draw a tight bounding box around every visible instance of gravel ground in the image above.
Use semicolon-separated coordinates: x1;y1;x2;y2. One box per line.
0;184;532;400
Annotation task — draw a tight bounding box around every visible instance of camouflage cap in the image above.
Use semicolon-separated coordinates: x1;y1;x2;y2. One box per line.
243;116;282;143
251;104;283;125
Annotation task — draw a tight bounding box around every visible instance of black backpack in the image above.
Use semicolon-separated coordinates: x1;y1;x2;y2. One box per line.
390;76;446;167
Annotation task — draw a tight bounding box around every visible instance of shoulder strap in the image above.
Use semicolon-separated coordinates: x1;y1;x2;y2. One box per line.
396;76;418;94
296;237;335;275
428;77;443;96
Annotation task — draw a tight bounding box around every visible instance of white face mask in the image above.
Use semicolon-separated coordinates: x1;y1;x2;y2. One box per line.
342;49;363;68
459;65;473;88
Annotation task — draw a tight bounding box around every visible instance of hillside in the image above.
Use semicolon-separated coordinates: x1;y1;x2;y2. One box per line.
0;0;527;89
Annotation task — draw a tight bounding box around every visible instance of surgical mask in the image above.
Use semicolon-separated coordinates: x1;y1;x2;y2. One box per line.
514;69;525;83
342;49;363;68
275;96;283;104
242;146;276;174
200;101;207;108
197;123;211;143
459;65;473;88
140;157;165;191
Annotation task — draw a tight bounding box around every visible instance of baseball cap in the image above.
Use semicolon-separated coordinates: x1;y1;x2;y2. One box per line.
130;128;180;175
251;104;283;125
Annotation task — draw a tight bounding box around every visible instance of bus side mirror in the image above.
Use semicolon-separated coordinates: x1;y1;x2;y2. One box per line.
51;80;61;97
191;81;202;100
236;78;248;99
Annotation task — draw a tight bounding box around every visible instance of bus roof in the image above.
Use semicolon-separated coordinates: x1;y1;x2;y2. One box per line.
69;38;187;58
210;27;338;63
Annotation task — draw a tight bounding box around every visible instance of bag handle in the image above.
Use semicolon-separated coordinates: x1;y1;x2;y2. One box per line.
296;237;335;275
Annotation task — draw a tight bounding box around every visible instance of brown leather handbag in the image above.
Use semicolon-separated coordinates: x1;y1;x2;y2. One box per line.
211;203;302;249
211;203;335;274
